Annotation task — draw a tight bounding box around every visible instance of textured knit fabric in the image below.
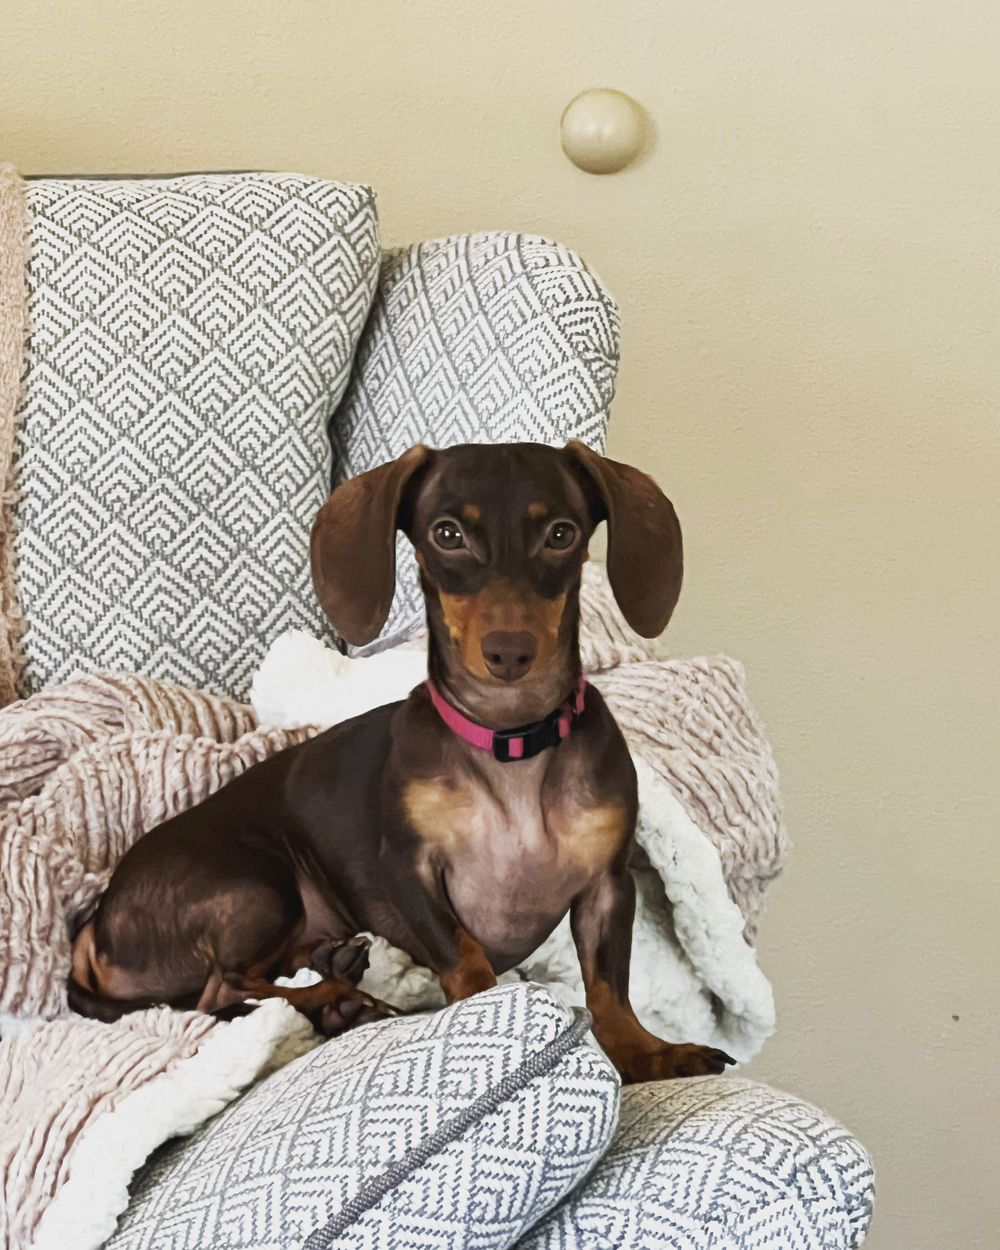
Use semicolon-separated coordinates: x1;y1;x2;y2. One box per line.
597;655;784;940
0;1000;317;1250
330;232;620;653
0;562;788;1030
513;1077;875;1249
0;570;786;1026
575;569;785;939
0;166;29;707
0;673;312;1021
8;171;380;698
105;984;621;1250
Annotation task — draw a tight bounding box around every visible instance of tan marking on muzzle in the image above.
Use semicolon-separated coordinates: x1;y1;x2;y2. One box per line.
438;592;479;648
439;580;567;679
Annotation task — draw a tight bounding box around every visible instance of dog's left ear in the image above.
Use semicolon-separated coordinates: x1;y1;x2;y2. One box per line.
565;440;683;637
311;445;431;646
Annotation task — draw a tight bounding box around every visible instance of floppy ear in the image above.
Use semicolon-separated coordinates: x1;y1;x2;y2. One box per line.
566;440;683;637
310;445;431;646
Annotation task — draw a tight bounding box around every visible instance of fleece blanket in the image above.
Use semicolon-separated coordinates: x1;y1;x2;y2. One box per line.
0;567;787;1248
0;1001;317;1250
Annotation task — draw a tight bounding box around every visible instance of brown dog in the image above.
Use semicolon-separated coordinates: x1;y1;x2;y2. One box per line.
68;441;734;1082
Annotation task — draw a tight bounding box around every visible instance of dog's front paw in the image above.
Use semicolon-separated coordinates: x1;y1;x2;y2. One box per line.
311;935;371;985
319;984;395;1036
624;1042;737;1083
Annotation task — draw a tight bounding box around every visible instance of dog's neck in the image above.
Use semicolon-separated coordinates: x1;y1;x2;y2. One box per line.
424;593;583;733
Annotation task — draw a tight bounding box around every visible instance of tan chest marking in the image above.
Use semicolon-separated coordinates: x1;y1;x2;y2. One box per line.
552;802;630;875
403;777;482;857
405;779;627;880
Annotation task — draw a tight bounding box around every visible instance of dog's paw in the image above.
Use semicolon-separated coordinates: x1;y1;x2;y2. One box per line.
624;1043;737;1083
319;985;395;1036
310;936;371;986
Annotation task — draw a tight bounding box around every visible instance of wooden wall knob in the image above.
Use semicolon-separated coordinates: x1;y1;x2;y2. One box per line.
560;88;647;174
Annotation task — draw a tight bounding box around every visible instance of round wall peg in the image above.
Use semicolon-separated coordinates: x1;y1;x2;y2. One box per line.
560;88;647;174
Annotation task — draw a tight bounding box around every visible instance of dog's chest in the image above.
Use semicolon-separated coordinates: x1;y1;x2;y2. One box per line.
402;761;627;964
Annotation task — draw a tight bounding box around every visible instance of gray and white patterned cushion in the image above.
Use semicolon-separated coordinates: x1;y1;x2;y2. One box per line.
514;1077;875;1249
107;983;620;1250
11;172;380;697
330;232;620;653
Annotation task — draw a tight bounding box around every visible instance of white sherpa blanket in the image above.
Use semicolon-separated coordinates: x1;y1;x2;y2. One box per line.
251;628;778;1063
0;1001;317;1250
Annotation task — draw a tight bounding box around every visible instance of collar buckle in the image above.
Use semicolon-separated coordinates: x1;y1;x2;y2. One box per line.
491;715;562;763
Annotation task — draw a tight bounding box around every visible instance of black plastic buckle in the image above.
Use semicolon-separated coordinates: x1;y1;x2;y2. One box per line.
492;714;562;763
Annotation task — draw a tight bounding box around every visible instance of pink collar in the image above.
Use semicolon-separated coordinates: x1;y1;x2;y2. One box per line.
426;675;587;763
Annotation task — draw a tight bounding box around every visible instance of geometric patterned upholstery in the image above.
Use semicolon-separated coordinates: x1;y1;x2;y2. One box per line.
330;232;620;652
10;173;380;697
514;1077;875;1250
106;984;621;1250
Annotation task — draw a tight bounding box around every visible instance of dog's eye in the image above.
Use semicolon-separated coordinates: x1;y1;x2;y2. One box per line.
545;521;577;550
432;519;465;550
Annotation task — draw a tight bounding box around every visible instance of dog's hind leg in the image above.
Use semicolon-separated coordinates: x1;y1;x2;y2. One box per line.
208;921;389;1036
196;968;249;1014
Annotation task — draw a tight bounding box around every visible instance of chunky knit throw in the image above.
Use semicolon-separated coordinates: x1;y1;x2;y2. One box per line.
0;999;317;1250
0;166;28;707
0;637;781;1249
0;565;787;1027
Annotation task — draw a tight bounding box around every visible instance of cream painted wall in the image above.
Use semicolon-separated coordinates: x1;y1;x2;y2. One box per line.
3;3;997;1245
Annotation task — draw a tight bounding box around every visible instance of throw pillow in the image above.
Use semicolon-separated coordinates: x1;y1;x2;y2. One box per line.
106;983;620;1250
7;171;380;698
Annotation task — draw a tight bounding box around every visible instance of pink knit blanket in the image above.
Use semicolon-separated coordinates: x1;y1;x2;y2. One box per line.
0;673;321;1249
0;595;787;1247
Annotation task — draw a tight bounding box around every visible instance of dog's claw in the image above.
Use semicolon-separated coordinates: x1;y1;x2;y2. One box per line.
698;1047;737;1073
623;1042;738;1083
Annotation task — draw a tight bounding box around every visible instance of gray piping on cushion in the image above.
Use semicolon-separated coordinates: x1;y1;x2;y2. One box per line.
300;1007;595;1250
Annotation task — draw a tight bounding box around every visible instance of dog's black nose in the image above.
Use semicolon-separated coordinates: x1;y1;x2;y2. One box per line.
481;630;537;682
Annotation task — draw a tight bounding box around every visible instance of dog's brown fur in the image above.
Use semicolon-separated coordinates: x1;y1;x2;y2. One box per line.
67;441;734;1081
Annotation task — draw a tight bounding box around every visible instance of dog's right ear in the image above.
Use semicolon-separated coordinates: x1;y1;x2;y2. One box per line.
310;445;431;646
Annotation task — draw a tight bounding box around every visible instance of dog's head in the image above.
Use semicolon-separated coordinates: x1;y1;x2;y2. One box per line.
311;442;682;722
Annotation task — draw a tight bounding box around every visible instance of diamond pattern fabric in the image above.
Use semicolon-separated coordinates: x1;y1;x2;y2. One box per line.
11;173;380;696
